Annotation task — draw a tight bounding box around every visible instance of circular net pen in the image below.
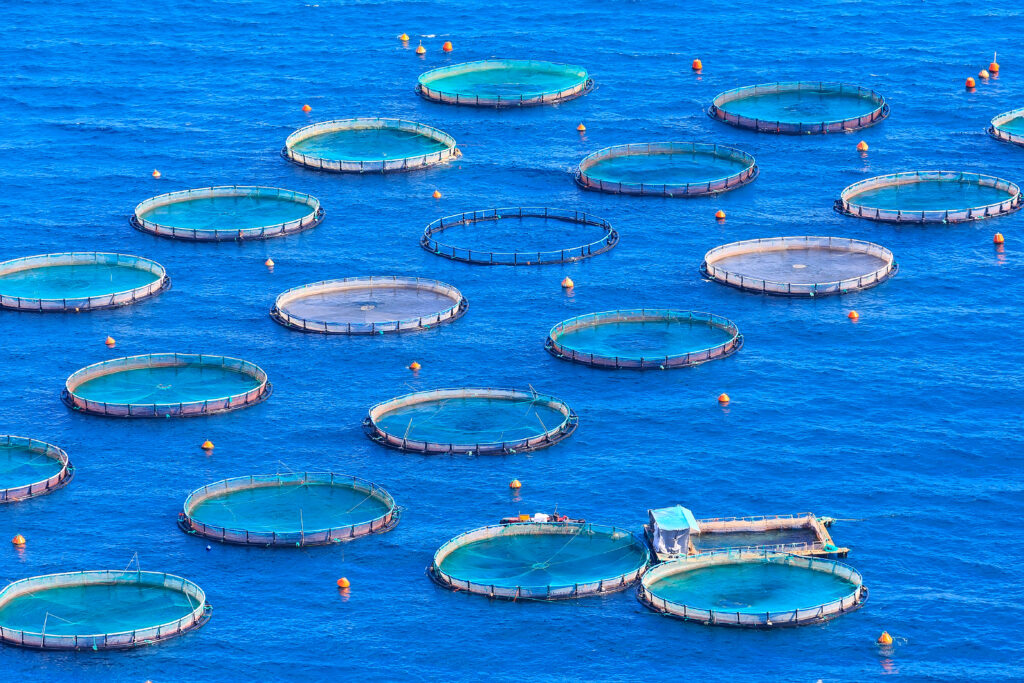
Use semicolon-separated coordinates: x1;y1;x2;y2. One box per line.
283;118;457;173
988;107;1024;148
1;436;74;504
179;472;398;547
702;236;897;297
576;143;757;197
364;387;578;455
429;522;649;600
422;207;618;265
547;309;743;370
835;171;1023;223
709;82;888;134
271;276;467;334
62;353;271;418
637;549;867;628
132;186;323;242
0;252;168;312
0;570;210;650
416;59;593;107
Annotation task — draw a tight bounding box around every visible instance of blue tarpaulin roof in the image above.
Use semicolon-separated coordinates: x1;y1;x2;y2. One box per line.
650;505;699;532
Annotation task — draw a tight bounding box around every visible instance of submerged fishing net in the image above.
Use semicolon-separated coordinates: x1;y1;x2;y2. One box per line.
836;171;1022;222
417;59;592;107
709;82;888;134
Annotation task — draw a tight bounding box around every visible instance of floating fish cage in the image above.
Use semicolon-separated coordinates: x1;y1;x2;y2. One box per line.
0;570;210;650
0;436;74;504
364;387;577;455
132;186;324;242
701;236;897;297
988;107;1024;147
546;309;743;370
271;276;468;334
835;171;1022;223
421;207;618;265
645;506;847;564
576;142;757;197
282;118;457;173
416;59;592;107
429;522;649;600
637;549;867;628
0;252;168;312
62;353;271;418
708;82;889;134
179;472;398;547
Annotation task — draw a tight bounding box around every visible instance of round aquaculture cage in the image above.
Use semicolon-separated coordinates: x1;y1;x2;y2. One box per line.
132;186;323;242
62;353;271;418
1;436;74;504
576;143;757;197
702;236;897;297
364;387;577;455
416;59;593;107
429;522;649;600
283;118;457;173
546;309;742;370
422;207;618;265
271;276;468;334
0;253;168;312
709;82;888;134
0;570;211;650
179;472;398;547
835;171;1023;223
637;549;867;628
988;107;1024;147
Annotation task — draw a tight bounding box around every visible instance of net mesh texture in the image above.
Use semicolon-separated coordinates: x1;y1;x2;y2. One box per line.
836;171;1023;222
417;59;592;107
989;107;1024;147
0;436;73;503
709;82;888;134
283;118;457;172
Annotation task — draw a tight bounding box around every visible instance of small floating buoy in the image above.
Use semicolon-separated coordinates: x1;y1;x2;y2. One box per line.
561;276;574;289
409;361;421;371
848;310;859;321
151;169;161;178
105;336;116;347
206;545;212;551
302;104;312;113
432;189;442;199
11;534;26;546
979;69;990;80
201;440;214;450
509;479;521;489
415;43;426;55
989;53;999;74
717;393;730;404
337;577;351;588
398;33;409;42
715;210;726;220
877;631;893;646
994;232;1005;244
966;76;976;89
264;258;275;268
692;58;703;71
856;140;869;152
577;122;586;132
442;41;453;52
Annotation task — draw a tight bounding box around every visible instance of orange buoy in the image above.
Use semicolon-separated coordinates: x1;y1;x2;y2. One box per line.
561;276;574;289
264;258;275;267
989;52;999;73
577;122;586;132
104;336;116;347
717;393;730;404
398;33;409;42
302;104;312;113
432;189;442;199
201;440;214;450
11;534;26;546
409;361;421;371
509;479;522;489
848;310;859;321
151;169;161;178
415;43;426;55
442;41;453;52
856;140;869;152
979;69;990;80
715;210;726;220
994;232;1005;245
336;577;351;589
966;76;976;89
692;58;703;71
877;631;894;646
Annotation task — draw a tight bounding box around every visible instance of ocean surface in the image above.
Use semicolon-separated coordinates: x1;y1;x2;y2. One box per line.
1;0;1022;680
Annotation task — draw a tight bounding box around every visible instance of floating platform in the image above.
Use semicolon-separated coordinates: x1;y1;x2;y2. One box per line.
62;353;271;418
416;59;592;107
575;142;757;197
282;118;457;173
179;472;398;547
132;186;323;241
421;207;618;265
0;570;210;650
364;387;577;455
0;253;168;312
835;171;1022;223
271;276;468;334
701;236;897;297
709;81;889;134
546;309;743;370
429;522;649;600
0;435;74;504
988;107;1024;147
637;549;867;628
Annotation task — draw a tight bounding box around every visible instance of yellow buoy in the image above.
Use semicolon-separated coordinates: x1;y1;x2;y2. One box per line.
399;33;409;42
201;440;214;450
415;42;426;55
432;189;442;199
336;577;351;588
979;69;990;80
577;122;586;132
877;631;893;645
509;479;522;489
848;310;859;321
994;232;1005;245
11;534;26;546
717;393;730;404
105;336;116;347
561;276;574;289
151;169;161;178
856;140;869;152
264;258;275;267
302;104;312;113
715;209;726;220
442;41;453;52
409;361;421;371
692;58;703;71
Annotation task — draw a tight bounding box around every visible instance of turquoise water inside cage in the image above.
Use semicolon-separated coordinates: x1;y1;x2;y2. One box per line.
713;248;888;282
139;195;311;230
583;150;749;185
648;562;857;612
996;114;1024;134
422;64;585;99
0;582;196;635
692;528;818;551
556;319;735;360
189;482;390;533
0;444;62;488
375;396;566;444
0;264;157;299
721;90;878;123
71;364;261;404
438;528;646;589
848;179;1015;211
437;216;608;253
290;128;448;161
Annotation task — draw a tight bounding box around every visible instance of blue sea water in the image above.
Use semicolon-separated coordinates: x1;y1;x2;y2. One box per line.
0;0;1022;681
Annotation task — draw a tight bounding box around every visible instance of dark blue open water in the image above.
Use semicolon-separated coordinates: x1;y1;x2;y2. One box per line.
1;1;1022;680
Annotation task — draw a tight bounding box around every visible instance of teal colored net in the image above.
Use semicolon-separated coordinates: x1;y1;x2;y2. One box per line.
0;263;158;300
583;149;750;185
556;319;734;360
998;115;1024;135
72;364;261;404
847;177;1015;212
290;127;448;162
138;194;311;231
0;443;63;489
419;60;588;100
375;396;566;445
693;528;818;552
719;89;877;124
